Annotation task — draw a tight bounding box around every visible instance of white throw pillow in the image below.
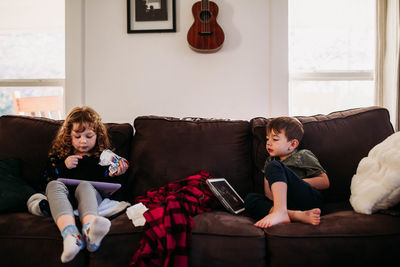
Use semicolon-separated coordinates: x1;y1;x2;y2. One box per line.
350;131;400;214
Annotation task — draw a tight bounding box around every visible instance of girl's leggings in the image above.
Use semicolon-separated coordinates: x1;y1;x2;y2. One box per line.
46;180;102;223
244;160;323;220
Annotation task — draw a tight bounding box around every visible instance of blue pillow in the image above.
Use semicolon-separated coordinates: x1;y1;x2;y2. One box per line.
0;158;36;212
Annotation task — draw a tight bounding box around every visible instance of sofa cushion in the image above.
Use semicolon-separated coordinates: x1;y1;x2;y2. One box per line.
190;211;266;267
129;116;253;199
0;212;143;267
0;115;133;193
192;211;263;237
88;214;144;267
0;116;61;191
265;210;400;266
0;213;88;266
0;158;35;212
250;117;271;194
250;107;394;203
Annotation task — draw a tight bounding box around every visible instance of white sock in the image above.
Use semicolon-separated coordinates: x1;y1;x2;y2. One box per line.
27;193;47;216
60;225;84;263
82;216;111;252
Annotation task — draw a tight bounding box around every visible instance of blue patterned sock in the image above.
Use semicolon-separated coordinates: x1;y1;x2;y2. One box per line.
82;216;111;252
60;225;84;263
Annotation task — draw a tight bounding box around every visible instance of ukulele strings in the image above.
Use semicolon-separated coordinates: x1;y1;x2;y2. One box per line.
202;0;205;34
206;0;209;33
201;0;209;34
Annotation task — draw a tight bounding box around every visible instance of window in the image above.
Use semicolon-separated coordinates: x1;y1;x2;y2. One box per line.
289;0;376;116
0;0;65;119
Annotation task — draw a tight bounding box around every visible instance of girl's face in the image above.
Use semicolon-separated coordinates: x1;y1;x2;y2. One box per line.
71;123;97;155
266;129;297;161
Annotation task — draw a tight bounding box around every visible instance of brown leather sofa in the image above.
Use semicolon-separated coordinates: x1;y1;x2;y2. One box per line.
0;106;399;267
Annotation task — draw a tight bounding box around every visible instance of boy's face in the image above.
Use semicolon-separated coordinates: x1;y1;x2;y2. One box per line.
71;123;97;155
266;129;298;160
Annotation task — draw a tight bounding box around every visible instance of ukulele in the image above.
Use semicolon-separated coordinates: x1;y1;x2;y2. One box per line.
187;0;225;53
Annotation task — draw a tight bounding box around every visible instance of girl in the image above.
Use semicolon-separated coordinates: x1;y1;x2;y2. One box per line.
43;106;129;263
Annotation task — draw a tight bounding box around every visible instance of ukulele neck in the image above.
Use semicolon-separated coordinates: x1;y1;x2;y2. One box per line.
201;0;209;11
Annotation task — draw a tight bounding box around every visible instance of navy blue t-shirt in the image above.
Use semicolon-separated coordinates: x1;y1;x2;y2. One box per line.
43;154;110;185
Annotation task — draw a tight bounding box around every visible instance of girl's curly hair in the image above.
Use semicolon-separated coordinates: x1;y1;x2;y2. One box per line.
49;106;111;158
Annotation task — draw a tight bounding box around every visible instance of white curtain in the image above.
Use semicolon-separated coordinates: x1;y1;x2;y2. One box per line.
376;0;400;131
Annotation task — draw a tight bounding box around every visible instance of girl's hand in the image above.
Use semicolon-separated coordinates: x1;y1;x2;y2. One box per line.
109;159;129;177
65;155;83;169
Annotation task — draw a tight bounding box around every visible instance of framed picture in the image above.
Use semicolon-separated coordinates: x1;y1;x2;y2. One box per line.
127;0;176;33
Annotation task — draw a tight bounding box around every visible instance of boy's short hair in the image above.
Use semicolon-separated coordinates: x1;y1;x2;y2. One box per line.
266;117;304;142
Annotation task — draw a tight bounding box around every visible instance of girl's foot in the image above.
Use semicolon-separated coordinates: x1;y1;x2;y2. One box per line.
82;216;111;252
60;225;84;263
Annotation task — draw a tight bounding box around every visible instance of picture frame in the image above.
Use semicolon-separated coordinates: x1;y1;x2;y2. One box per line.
127;0;176;33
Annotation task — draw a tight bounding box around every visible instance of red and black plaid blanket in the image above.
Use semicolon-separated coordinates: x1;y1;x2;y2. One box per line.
130;171;219;267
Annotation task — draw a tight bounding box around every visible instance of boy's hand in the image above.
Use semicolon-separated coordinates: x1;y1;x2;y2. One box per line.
109;159;129;177
65;155;83;169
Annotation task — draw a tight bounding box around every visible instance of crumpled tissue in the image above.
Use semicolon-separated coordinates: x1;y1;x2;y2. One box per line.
126;202;148;227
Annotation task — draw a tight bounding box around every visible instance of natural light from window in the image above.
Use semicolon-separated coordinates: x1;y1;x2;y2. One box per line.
289;0;376;116
0;0;64;118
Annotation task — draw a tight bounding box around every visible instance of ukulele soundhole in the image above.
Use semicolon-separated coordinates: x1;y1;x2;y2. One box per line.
199;10;211;23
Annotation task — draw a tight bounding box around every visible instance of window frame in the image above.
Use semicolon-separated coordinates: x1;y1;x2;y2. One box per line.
0;79;65;87
290;71;374;82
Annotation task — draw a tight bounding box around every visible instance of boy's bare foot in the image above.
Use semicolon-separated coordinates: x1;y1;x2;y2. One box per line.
254;211;290;228
289;208;321;225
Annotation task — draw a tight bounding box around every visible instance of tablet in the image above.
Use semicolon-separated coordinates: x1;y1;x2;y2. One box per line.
57;178;121;198
206;178;245;214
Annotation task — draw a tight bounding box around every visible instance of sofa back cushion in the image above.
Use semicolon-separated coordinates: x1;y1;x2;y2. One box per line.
128;116;253;199
251;107;394;203
0;115;133;192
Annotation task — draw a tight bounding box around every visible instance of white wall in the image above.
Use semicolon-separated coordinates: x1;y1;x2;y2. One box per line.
66;0;288;123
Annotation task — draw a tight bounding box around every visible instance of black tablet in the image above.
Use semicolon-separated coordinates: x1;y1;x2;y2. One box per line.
206;178;245;214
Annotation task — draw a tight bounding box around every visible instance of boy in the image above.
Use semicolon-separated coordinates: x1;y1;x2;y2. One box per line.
245;117;329;228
